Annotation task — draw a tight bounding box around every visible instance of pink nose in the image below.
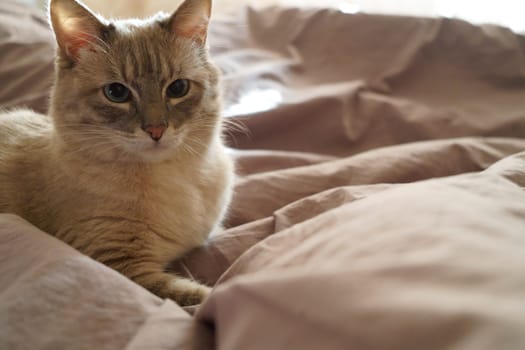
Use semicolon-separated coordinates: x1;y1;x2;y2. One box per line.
143;124;167;141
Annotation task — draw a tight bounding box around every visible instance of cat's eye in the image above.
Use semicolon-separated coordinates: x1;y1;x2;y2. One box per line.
166;79;190;98
103;83;131;103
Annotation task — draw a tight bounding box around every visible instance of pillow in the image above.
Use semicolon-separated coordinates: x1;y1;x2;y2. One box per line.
0;1;54;113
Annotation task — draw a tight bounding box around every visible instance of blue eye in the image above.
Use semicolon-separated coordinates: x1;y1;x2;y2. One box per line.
103;83;130;103
166;79;190;98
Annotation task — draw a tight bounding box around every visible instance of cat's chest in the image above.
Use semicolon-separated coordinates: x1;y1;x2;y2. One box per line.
124;165;200;217
54;158;228;260
141;176;206;226
134;170;217;258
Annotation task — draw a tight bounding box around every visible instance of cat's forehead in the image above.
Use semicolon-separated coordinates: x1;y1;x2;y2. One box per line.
111;12;170;33
98;15;206;84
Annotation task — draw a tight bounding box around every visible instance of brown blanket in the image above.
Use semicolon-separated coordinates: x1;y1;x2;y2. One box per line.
1;2;525;349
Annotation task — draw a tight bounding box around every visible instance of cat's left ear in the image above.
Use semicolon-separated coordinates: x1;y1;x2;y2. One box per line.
49;0;107;62
168;0;212;45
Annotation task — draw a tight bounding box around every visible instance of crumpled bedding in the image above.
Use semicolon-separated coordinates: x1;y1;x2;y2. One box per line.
1;1;525;350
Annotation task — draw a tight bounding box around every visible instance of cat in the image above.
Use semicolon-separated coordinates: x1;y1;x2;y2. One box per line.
0;0;234;306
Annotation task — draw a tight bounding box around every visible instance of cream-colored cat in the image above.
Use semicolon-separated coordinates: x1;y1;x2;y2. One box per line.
0;0;233;306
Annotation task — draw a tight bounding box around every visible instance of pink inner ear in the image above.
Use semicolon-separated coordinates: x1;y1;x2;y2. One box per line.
52;8;103;60
178;17;209;42
63;32;95;58
176;15;209;43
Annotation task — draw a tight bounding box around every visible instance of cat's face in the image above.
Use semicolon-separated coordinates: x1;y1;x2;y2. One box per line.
49;0;220;163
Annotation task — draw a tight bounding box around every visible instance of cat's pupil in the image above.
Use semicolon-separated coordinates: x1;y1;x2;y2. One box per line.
167;79;190;98
103;83;130;103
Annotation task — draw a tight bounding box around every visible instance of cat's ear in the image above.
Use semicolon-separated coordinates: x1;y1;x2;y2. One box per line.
49;0;107;62
168;0;211;45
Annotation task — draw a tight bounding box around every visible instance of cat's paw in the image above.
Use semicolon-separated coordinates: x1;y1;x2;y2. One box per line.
169;278;211;306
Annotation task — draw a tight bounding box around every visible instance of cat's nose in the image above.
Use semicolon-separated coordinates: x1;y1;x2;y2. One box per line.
142;122;167;142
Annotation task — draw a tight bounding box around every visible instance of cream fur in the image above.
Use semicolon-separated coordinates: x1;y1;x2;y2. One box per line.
0;0;233;306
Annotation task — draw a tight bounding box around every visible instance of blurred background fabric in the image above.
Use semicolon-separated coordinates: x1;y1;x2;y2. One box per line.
13;0;525;33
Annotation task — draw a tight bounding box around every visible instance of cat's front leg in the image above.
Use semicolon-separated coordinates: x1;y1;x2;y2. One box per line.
134;270;212;306
106;258;211;306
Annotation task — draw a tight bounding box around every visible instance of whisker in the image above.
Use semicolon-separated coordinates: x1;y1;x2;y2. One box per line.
75;30;111;54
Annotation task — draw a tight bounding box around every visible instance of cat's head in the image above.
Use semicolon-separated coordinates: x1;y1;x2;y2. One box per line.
48;0;221;163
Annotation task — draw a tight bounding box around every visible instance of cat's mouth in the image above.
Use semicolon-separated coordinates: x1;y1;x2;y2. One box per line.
149;140;168;148
141;138;172;151
111;128;188;162
121;134;181;161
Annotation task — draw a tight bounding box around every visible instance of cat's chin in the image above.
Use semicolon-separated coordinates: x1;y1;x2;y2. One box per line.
129;140;177;163
142;147;176;162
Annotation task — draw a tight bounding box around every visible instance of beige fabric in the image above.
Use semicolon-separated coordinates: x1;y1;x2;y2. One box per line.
0;1;54;113
1;2;525;350
196;152;525;350
0;215;196;350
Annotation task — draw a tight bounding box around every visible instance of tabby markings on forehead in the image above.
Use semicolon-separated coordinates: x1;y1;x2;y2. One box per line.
117;41;176;87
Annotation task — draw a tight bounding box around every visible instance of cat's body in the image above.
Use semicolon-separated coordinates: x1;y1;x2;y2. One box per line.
0;0;233;305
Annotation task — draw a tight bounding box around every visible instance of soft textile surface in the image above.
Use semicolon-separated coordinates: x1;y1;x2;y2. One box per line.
1;1;525;349
0;1;54;113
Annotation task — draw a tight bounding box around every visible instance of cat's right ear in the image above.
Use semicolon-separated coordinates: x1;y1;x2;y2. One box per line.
49;0;106;63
